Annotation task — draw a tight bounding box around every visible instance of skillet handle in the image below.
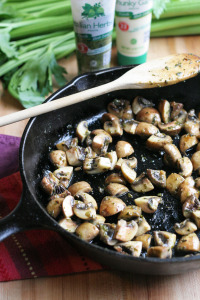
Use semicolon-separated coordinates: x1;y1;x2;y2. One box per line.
0;189;56;242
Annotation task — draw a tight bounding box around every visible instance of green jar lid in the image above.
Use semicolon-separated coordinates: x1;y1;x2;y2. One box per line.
117;52;147;65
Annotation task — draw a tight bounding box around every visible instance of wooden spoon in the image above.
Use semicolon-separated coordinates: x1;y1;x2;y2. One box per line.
0;53;200;127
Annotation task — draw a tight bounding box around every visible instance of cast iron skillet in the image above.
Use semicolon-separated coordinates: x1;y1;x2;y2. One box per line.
1;65;200;275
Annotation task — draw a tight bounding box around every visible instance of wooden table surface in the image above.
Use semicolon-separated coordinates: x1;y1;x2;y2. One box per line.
1;36;200;299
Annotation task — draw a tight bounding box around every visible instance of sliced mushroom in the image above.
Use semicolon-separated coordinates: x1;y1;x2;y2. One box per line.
178;183;199;204
116;141;134;158
115;157;137;171
75;191;98;210
118;205;142;220
53;166;73;188
105;151;118;170
107;99;133;120
76;121;90;143
100;196;126;217
123;120;139;134
102;113;123;136
62;195;74;218
105;183;129;197
147;169;166;188
49;189;70;201
191;151;200;174
154;231;176;248
41;172;59;195
177;157;193;177
56;137;78;151
184;109;200;136
114;219;138;242
135;216;151;236
134;196;161;214
158;121;182;136
83;157;111;174
131;173;154;193
76;222;99;242
191;210;200;228
163;143;182;167
114;241;142;257
135;122;159;138
91;130;112;155
121;161;137;183
170;101;187;124
166;173;184;195
90;214;106;227
132;96;154;115
158;99;171;124
46;197;63;218
68;181;92;196
99;223;117;246
146;133;172;151
134;234;152;250
73;201;96;220
174;219;197;235
176;233;200;252
147;246;172;259
183;176;195;187
84;146;97;159
179;134;198;153
49;150;67;168
66;146;85;166
182;195;200;218
105;173;126;185
58;218;78;233
136;107;161;125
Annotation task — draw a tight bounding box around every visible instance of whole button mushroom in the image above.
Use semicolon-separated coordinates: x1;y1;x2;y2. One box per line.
116;141;134;158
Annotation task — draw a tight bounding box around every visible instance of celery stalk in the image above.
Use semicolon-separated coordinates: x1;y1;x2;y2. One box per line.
151;25;200;37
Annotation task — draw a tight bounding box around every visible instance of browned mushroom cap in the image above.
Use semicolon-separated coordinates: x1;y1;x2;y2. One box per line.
99;223;117;246
184;109;200;136
121;161;137;183
118;205;142;220
74;191;98;209
66;146;85;166
41;172;59;195
146;133;172;151
183;176;195;187
135;122;159;138
191;151;200;174
100;196;126;217
90;214;106;227
76;222;99;242
131;173;154;193
147;246;172;259
132;96;154;115
177;157;193;177
105;183;129;197
49;150;67;168
154;231;176;248
103;119;123;136
92;132;112;155
76;121;90;143
134;196;161;214
178;183;199;204
174;219;197;235
101;113;119;123
53;166;73;188
116;141;134;158
197;143;200;151
83;157;111;174
115;157;137;170
46;197;63;218
123;120;139;134
114;241;142;257
147;169;166;188
135;216;151;236
58;218;78;233
179;134;198;153
56;137;78;151
158;99;171;124
68;181;92;196
73;201;96;220
182;195;200;218
170;101;187;124
62;195;74;218
107;99;133;120
114;220;138;242
166;173;184;196
136;107;161;125
134;234;152;250
105;173;126;185
176;233;200;252
158;121;182;136
163;143;182;167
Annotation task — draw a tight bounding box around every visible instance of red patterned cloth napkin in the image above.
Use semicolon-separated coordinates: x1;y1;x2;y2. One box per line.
0;135;103;282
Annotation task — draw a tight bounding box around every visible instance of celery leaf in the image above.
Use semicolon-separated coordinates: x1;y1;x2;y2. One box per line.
153;0;171;19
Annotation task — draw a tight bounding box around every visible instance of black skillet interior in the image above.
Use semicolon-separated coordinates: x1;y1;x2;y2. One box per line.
20;66;200;275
